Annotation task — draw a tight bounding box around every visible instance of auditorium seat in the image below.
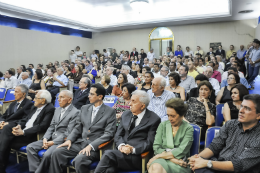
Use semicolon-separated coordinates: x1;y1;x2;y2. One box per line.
103;95;117;107
0;88;6;100
190;124;201;156
1;89;15;114
215;104;224;126
205;127;221;148
54;93;60;108
59;86;68;92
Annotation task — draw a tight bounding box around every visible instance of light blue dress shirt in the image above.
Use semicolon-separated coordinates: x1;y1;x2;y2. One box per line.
19;78;32;88
220;78;249;88
53;74;68;87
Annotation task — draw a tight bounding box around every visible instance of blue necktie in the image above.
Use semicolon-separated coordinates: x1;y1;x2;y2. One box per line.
14;103;20;113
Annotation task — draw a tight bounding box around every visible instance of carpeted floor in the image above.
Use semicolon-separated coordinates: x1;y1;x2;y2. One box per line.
6;153;30;173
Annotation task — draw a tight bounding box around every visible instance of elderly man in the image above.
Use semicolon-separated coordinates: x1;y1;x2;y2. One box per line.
236;45;246;60
188;61;199;79
189;94;260;173
208;61;221;83
204;66;220;96
105;66;117;86
47;67;68;99
94;90;161;173
85;60;93;73
26;90;79;173
224;56;236;71
147;77;175;121
147;49;155;62
49;84;116;173
19;72;32;87
160;66;169;86
4;70;18;89
72;77;91;109
216;55;225;71
1;90;54;172
220;67;249;88
121;65;135;84
15;66;23;81
179;65;196;92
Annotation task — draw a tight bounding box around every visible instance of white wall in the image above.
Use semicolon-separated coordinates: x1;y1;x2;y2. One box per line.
255;22;260;39
93;19;256;55
0;25;93;72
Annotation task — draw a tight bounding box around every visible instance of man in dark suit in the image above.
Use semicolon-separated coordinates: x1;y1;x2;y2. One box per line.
207;47;216;56
72;77;91;109
215;45;226;58
0;89;54;172
130;47;138;57
27;90;79;173
94;90;161;173
49;84;116;173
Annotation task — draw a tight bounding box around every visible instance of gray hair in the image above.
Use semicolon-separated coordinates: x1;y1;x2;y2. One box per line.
132;90;150;108
156;76;166;88
38;90;52;104
60;90;73;99
206;66;213;72
162;66;169;72
21;72;29;77
17;84;29;97
83;77;91;87
106;66;114;71
122;65;131;72
58;67;64;72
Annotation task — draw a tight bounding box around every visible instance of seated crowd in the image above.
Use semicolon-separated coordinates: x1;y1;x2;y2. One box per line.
0;41;260;173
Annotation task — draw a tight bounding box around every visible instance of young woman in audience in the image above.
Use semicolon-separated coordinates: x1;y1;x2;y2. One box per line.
80;63;85;71
106;60;113;67
223;84;249;122
21;65;27;72
174;45;183;57
101;75;113;95
111;73;128;96
130;56;135;63
137;71;154;92
43;68;54;89
112;83;136;122
27;70;45;100
204;56;210;66
82;52;87;59
166;46;173;56
125;51;130;59
216;72;240;105
88;62;101;84
99;56;106;66
64;66;73;79
184;80;216;141
133;56;140;64
165;72;185;100
26;68;34;79
176;62;183;71
147;98;193;173
73;66;83;87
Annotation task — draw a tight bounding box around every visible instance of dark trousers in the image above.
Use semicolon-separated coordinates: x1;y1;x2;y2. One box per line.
0;122;35;168
248;65;260;85
94;150;142;173
47;86;60;99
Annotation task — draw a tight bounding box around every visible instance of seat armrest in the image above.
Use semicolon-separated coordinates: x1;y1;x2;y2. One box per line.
98;139;114;150
3;100;15;103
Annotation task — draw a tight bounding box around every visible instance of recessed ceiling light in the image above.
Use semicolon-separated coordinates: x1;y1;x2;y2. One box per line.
238;10;253;14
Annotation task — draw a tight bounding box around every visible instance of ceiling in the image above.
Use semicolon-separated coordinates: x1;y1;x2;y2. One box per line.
0;0;259;32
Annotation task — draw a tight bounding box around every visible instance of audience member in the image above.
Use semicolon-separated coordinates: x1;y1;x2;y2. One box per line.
94;90;161;173
50;84;116;173
100;75;113;95
72;66;83;86
216;55;225;71
4;70;18;89
215;45;226;58
220;67;249;88
147;49;155;62
237;45;246;60
0;89;53;172
0;71;4;88
194;46;204;56
15;66;23;82
216;72;240;105
194;58;204;73
143;57;149;67
90;51;98;59
185;81;216;140
204;56;210;66
169;62;178;73
185;46;193;56
121;65;135;84
165;72;185;100
174;45;183;57
105;66;117;86
204;66;220;96
28;70;45;100
26;68;34;79
19;72;32;87
29;64;36;75
64;66;73;79
37;64;45;75
160;66;169;86
147;98;194;173
166;46;173;56
43;68;54;89
70;50;77;63
208;61;221;82
178;65;196;92
248;39;260;86
147;77;175;121
188;94;260;173
226;45;236;59
75;46;83;58
88;62;101;84
112;73;128;96
137;72;154;92
72;77;91;109
70;62;76;74
223;84;249;122
187;61;199;79
85;60;93;73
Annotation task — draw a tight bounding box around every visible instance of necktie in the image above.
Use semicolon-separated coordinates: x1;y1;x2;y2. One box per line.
78;91;83;97
129;115;138;133
14;103;20;113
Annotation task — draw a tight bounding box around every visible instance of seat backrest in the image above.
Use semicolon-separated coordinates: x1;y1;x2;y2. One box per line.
4;89;15;101
190;124;201;156
103;95;117;107
0;88;7;100
205;127;221;148
215;104;224;126
54;93;60;108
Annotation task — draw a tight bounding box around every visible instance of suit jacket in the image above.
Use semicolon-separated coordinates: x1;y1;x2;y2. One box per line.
72;88;90;109
0;98;33;123
17;103;55;137
67;103;116;150
115;109;161;155
224;63;231;71
207;52;216;56
215;49;226;58
130;51;138;57
43;104;80;145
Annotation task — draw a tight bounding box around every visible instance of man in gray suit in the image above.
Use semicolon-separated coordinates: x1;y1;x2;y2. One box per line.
26;90;80;173
49;84;116;173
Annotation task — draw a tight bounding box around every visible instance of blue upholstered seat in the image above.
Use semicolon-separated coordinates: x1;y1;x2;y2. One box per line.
215;104;224;126
38;149;47;157
73;86;79;90
54;93;60;108
0;88;6;100
190;124;201;156
69;158;99;170
19;146;27;153
205;127;221;148
4;89;15;101
103;95;117;107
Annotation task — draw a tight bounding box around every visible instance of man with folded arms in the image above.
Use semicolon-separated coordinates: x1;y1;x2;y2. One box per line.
188;94;260;173
0;89;54;173
26;90;79;173
94;90;161;173
49;84;116;173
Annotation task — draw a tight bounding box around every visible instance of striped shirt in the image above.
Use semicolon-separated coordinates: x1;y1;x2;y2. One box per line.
208;120;260;173
147;89;175;122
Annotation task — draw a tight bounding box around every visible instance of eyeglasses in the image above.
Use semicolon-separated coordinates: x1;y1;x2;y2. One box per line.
227;77;235;80
34;97;43;100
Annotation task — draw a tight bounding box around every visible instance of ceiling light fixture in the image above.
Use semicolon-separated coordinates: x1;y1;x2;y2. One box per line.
238;10;253;14
130;0;149;12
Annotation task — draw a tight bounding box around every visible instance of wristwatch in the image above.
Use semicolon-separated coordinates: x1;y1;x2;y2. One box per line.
253;61;255;64
207;160;213;168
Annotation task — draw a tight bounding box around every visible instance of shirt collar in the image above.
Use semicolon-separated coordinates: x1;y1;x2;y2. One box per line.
37;104;47;111
17;99;24;104
135;109;146;120
62;104;71;112
237;120;260;133
152;90;165;98
93;103;103;111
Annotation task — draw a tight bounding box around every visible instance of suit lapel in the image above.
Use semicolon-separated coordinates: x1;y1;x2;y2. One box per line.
16;99;27;112
128;110;150;138
86;105;93;127
55;108;61;124
57;104;73;125
89;104;105;128
77;88;89;99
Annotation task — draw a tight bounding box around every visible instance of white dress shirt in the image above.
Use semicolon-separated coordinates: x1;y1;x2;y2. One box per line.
15;73;22;82
209;78;220;96
75;51;83;57
153;72;161;78
70;54;77;63
110;74;118;86
60;104;71;120
127;74;135;84
118;109;146;154
4;76;18;89
147;52;155;62
23;104;47;131
184;51;193;56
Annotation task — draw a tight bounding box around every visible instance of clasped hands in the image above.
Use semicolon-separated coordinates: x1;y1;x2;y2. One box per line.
12;124;24;136
57;140;93;156
119;144;133;155
0;121;8;129
42;138;54;149
188;154;208;171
